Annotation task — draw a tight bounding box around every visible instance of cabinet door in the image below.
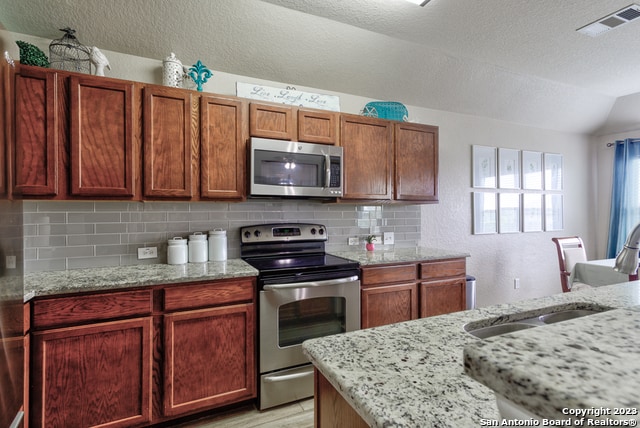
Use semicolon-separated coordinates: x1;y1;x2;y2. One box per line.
31;318;153;428
69;76;136;197
340;114;393;200
298;109;339;145
249;103;296;140
419;278;466;318
200;96;247;199
361;283;418;329
144;86;194;198
0;59;8;196
395;122;438;202
13;66;59;196
163;303;255;416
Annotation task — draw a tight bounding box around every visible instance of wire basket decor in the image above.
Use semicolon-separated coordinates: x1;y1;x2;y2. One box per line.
361;101;409;121
49;27;91;74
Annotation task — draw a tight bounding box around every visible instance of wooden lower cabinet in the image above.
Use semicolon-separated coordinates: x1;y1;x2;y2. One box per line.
361;258;466;329
163;303;255;417
361;282;418;328
30;317;153;428
314;370;368;428
29;278;257;427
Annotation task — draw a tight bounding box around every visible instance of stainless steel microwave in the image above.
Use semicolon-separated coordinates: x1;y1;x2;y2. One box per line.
249;137;343;198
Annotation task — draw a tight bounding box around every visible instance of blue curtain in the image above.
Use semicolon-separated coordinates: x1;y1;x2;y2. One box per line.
607;139;640;258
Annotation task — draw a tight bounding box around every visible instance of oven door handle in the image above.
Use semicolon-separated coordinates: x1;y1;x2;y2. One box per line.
263;275;359;290
264;367;314;383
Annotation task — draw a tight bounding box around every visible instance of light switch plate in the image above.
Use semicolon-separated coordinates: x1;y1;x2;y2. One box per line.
348;237;359;246
383;232;395;245
138;247;158;259
5;255;16;269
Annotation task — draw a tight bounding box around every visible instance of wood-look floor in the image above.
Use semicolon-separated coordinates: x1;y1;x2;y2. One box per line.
173;399;314;428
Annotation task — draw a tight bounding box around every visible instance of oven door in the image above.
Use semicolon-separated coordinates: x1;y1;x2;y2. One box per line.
249;137;342;198
259;275;359;374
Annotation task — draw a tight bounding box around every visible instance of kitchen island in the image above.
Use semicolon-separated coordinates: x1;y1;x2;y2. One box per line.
302;281;640;427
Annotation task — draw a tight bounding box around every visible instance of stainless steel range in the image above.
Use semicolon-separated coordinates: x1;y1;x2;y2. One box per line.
240;223;360;410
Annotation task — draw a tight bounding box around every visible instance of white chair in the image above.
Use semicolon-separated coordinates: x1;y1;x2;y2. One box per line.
551;237;588;292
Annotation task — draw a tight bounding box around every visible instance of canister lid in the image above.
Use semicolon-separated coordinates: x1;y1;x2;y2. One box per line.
168;237;186;245
209;228;226;236
188;232;207;241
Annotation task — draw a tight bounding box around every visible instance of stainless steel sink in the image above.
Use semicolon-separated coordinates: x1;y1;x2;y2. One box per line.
466;323;538;339
538;309;603;324
464;304;613;339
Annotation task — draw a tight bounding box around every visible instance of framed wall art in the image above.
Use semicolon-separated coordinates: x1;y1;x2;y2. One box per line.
544;153;563;191
522;151;543;190
522;193;543;232
499;193;521;233
545;194;564;231
498;148;520;189
472;145;497;188
473;192;497;234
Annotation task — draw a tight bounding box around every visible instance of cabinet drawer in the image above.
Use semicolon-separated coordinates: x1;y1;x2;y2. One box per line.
32;289;153;329
361;264;417;286
164;278;255;311
420;258;466;279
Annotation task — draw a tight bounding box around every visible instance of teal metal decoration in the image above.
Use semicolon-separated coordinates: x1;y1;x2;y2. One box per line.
188;60;212;92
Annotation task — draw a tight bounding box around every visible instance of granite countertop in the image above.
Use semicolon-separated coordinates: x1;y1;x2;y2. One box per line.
464;305;640;425
24;259;259;300
302;281;640;428
330;247;470;266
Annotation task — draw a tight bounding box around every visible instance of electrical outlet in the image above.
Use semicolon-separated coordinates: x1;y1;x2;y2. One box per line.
514;278;520;289
137;247;158;259
5;255;16;269
383;232;395;245
348;237;359;246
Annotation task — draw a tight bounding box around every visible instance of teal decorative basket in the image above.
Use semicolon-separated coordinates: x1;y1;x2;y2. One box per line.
362;101;408;121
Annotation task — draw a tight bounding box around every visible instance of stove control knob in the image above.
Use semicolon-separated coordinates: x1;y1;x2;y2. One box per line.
243;231;251;239
254;230;262;238
318;228;325;235
310;228;317;235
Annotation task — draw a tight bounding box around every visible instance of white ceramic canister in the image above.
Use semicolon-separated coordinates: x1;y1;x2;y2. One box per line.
188;232;208;263
162;52;185;88
167;237;188;265
208;229;227;261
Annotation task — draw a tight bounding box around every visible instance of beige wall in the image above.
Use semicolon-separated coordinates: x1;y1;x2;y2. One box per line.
3;30;599;307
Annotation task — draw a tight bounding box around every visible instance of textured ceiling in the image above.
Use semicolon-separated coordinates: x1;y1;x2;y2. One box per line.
1;0;638;134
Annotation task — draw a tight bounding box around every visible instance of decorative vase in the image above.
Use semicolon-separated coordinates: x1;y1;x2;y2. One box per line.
366;243;375;251
163;52;185;88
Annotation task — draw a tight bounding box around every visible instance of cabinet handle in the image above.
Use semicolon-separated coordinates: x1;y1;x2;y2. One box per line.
264;368;314;383
263;275;359;290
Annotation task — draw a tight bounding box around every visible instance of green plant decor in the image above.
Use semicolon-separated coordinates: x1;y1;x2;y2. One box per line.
366;235;377;244
16;41;50;68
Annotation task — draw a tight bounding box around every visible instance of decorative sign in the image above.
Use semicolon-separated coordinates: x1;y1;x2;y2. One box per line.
236;82;341;112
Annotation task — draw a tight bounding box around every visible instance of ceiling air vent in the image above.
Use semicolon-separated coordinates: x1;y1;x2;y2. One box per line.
577;4;640;37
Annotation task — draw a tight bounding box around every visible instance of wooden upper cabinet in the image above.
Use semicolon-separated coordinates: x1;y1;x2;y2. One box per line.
297;108;339;145
340;114;393;200
200;96;247;200
249;102;296;140
395;122;439;202
69;76;136;197
13;65;59;196
0;59;9;197
144;86;194;198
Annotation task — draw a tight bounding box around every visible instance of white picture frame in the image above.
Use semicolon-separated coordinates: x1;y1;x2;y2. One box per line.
499;193;521;233
498;148;521;189
522;150;543;190
545;194;564;231
544;153;563;191
472;145;497;188
522;193;543;232
473;192;497;234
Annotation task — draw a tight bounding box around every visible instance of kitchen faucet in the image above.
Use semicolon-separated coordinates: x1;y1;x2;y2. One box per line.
614;222;640;275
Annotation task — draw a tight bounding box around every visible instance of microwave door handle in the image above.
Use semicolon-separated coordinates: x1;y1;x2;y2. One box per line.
324;153;331;188
263;275;359;290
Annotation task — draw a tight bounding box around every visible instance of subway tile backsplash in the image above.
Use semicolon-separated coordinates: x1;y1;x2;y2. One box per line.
23;200;422;273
